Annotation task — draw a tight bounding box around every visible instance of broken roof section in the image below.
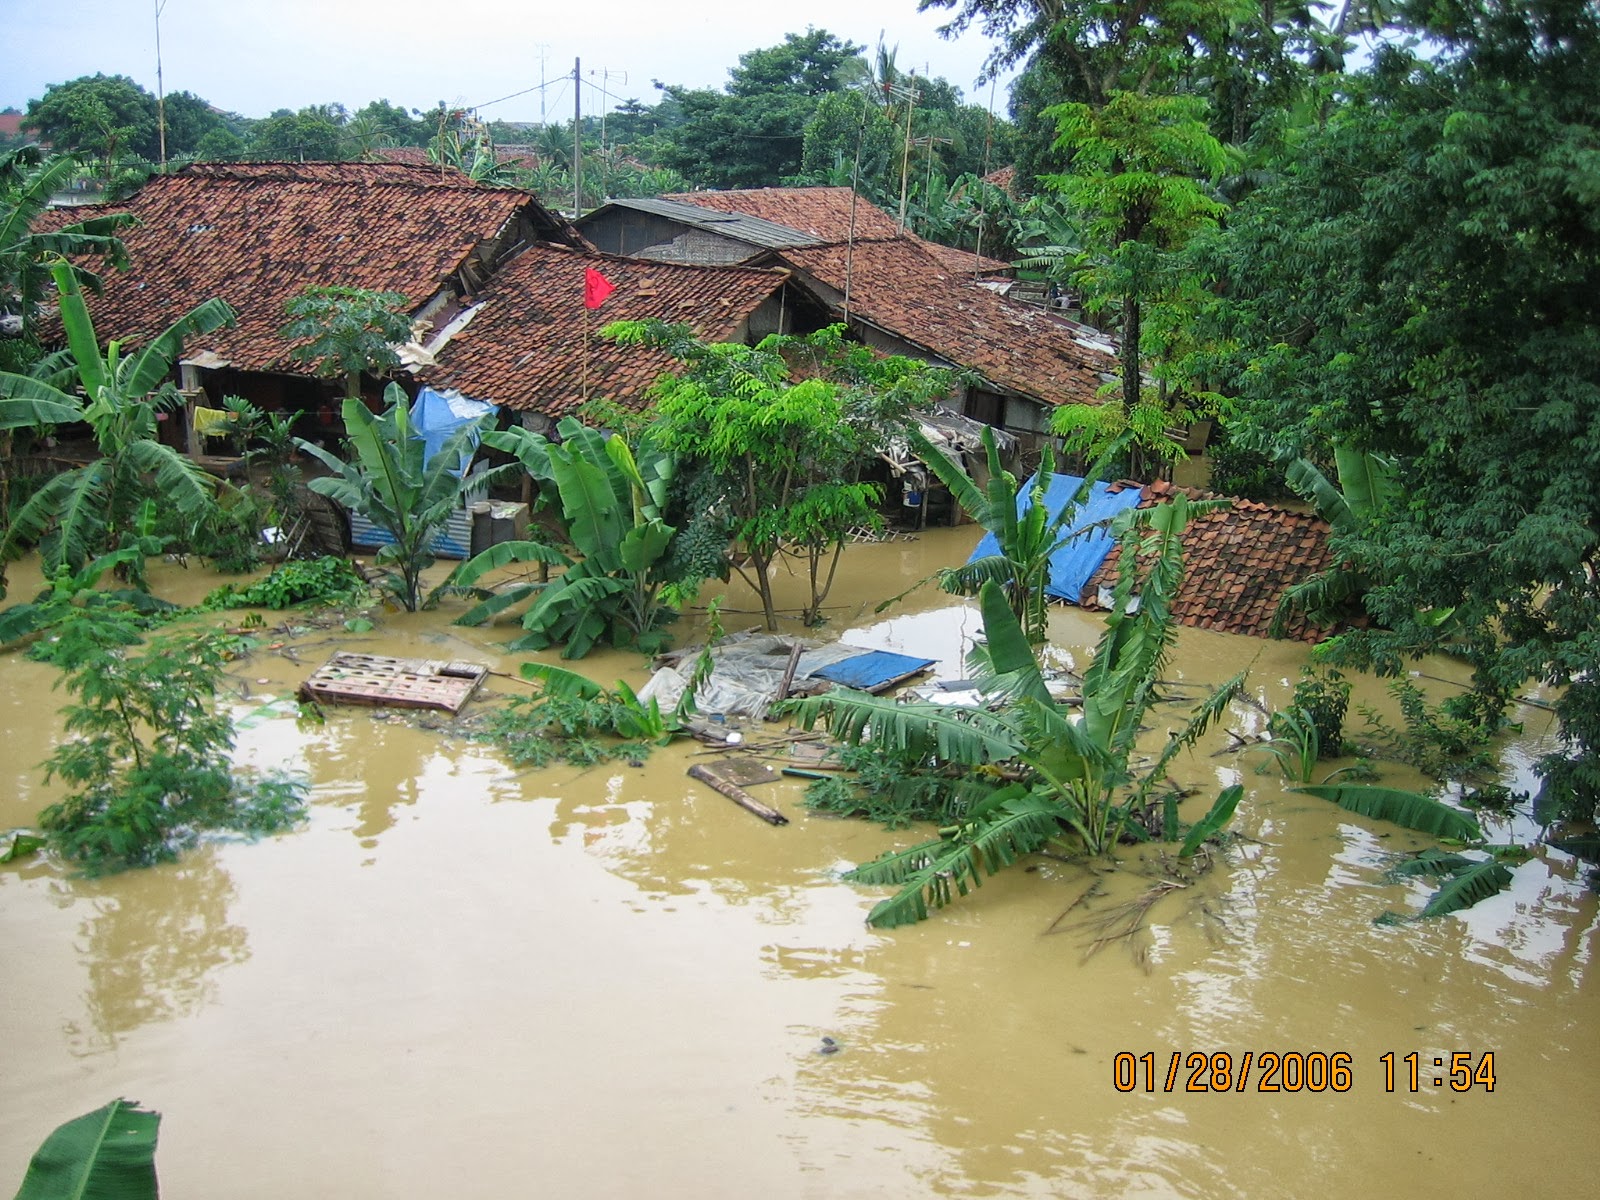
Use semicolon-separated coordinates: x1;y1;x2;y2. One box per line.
1083;481;1339;642
39;161;581;375
424;245;791;418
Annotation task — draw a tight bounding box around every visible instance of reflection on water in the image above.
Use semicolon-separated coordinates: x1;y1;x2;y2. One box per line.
59;848;247;1054
2;537;1598;1197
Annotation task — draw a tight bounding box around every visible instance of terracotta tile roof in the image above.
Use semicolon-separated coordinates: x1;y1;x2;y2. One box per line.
1083;481;1339;642
776;237;1112;406
660;187;1110;407
36;161;577;374
666;185;1009;272
665;186;905;242
918;239;1012;278
983;165;1017;194
425;245;788;417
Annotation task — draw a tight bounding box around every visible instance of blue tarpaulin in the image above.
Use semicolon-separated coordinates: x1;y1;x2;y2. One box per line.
967;474;1145;603
410;386;497;474
812;650;937;692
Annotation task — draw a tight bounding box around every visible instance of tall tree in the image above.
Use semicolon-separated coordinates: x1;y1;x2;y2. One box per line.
25;75;159;172
1201;0;1600;817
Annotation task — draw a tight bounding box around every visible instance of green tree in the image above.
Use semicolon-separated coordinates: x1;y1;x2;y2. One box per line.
1043;92;1232;468
657;28;860;188
295;386;514;612
249;108;345;160
24;75;158;175
609;321;952;630
786;498;1244;927
38;618;305;874
0;259;235;595
159;91;229;157
1200;1;1600;817
281;284;413;400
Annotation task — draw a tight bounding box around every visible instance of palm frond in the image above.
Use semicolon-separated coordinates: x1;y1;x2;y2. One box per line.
520;661;604;700
0;371;82;429
12;1097;160;1200
451;540;572;591
1385;848;1475;880
1293;784;1481;841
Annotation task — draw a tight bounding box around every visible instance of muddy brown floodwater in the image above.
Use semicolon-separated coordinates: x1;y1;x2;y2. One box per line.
2;529;1597;1198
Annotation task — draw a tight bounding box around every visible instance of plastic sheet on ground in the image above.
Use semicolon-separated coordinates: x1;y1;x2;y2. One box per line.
646;631;919;720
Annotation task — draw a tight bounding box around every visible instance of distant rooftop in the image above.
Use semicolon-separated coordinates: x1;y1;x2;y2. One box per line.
595;197;823;251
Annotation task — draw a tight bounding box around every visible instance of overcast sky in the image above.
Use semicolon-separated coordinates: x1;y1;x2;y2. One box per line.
4;0;1014;124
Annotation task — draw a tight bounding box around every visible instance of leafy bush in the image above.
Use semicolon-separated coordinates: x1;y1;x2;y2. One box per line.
1358;679;1499;781
803;743;988;829
1292;667;1351;757
201;555;368;610
1207;435;1292;502
474;663;678;768
38;621;307;874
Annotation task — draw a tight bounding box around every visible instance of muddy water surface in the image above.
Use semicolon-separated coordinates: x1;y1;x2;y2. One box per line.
2;532;1596;1198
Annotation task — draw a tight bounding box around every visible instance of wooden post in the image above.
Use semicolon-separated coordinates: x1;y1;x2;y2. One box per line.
688;764;788;826
776;640;803;702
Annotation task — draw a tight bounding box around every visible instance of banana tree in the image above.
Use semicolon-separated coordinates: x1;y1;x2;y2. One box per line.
296;385;516;612
0;258;236;597
1270;444;1397;634
1;147;132;338
785;495;1246;927
915;423;1127;647
451;416;679;657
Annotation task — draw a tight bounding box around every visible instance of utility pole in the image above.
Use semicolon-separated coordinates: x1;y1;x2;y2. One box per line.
154;0;168;166
573;57;582;217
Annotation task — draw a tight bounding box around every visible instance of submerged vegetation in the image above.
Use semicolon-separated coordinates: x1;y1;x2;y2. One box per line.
36;611;306;875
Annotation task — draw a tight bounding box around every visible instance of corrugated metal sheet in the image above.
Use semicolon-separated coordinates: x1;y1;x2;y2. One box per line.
590;198;822;250
350;508;473;559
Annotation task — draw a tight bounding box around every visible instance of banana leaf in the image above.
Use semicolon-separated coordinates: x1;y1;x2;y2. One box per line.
1418;858;1513;918
1179;785;1243;858
14;1098;161;1200
1293;784;1481;841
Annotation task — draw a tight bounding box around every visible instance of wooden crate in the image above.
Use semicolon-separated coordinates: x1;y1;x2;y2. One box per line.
302;652;487;714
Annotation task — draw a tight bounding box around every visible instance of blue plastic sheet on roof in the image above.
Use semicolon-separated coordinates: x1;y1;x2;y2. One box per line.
967;474;1145;603
410;386;497;475
812;650;937;691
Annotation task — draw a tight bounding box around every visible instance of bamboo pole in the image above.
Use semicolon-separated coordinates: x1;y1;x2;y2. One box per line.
688;764;788;826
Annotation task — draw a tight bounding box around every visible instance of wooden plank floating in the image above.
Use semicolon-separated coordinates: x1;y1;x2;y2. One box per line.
688;763;788;826
302;652;488;714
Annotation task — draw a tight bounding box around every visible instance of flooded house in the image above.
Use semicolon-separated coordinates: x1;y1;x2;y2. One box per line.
579;187;1120;445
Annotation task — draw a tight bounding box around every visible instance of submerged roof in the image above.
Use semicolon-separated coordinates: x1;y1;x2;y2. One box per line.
593;197;822;250
1084;481;1339;642
425;245;788;417
38;161;578;374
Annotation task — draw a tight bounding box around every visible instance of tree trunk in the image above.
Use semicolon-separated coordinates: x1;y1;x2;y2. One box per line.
1120;294;1144;478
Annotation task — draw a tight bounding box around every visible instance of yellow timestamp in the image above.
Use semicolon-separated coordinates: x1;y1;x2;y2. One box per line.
1112;1051;1496;1093
1381;1051;1496;1092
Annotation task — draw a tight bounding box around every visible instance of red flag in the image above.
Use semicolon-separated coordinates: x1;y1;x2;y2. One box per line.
584;266;616;310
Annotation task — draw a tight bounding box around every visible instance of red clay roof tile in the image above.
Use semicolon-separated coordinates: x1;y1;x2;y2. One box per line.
424;246;788;417
38;161;576;374
1083;481;1340;642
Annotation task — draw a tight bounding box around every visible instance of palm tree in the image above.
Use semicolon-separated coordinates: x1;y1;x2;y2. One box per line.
0;258;236;595
0;147;133;338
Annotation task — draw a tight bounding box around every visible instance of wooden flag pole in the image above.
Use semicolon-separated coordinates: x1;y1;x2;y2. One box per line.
581;298;589;400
